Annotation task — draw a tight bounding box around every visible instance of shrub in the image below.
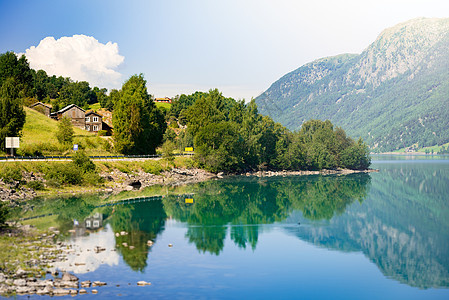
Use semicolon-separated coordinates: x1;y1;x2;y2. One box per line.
56;116;74;145
98;130;107;136
83;172;104;186
0;164;22;183
72;151;96;173
0;201;9;227
45;163;83;185
142;160;164;175
26;180;45;191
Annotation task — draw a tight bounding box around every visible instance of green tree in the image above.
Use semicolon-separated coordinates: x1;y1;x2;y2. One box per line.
0;77;26;151
340;138;371;170
56;116;74;146
194;121;245;172
113;74;166;154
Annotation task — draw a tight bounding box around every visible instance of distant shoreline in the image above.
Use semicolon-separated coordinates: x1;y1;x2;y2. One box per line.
371;152;446;156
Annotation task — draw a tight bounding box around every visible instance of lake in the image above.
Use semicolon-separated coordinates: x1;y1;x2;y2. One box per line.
16;155;449;299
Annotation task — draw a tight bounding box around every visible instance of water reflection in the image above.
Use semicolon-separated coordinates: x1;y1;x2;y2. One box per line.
16;164;449;289
288;162;449;289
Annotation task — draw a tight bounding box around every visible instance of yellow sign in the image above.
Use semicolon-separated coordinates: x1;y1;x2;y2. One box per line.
185;198;194;204
184;147;194;152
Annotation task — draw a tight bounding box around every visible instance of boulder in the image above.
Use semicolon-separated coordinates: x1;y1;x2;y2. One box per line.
61;272;78;281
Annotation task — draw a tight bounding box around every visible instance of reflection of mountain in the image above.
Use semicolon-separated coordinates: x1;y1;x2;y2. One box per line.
163;174;371;255
288;162;449;288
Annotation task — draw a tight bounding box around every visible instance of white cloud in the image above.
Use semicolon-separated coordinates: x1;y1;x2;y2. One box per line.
23;35;124;89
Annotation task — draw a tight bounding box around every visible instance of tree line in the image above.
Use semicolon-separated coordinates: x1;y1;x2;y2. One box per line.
164;89;370;172
0;51;370;172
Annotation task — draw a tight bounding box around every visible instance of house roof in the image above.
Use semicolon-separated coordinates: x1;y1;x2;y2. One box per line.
30;102;52;109
85;111;102;117
56;104;85;114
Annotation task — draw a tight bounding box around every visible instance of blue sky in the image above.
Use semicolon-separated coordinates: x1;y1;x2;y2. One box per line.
1;0;449;100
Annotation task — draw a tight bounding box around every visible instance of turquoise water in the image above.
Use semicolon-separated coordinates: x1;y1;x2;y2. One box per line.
17;156;449;299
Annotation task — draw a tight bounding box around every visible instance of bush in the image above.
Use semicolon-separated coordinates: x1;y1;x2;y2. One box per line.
98;130;107;136
83;172;104;186
26;180;45;190
142;160;164;175
72;151;96;173
0;164;22;183
45;163;83;185
0;201;9;227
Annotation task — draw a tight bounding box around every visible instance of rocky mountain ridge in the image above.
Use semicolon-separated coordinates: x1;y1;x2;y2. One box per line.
256;18;449;151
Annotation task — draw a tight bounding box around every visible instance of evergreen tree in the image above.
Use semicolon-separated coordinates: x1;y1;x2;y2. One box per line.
0;77;26;150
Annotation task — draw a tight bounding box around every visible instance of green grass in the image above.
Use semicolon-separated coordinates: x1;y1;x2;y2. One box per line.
87;103;101;111
155;102;172;110
393;142;449;154
418;142;449;153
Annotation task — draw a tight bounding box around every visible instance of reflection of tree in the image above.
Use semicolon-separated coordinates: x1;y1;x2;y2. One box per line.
163;174;371;255
106;201;166;272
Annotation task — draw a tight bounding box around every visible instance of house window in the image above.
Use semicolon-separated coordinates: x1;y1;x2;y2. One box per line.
93;220;100;228
85;117;90;122
86;125;90;131
93;116;99;122
93;125;99;131
86;220;91;228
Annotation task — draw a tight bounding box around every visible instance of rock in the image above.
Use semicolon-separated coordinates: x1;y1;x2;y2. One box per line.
13;278;27;286
92;281;107;287
61;272;78;281
127;180;142;190
147;240;153;246
69;289;78;295
54;280;78;288
94;246;106;253
168;244;173;247
122;242;128;247
129;245;135;250
115;232;120;237
15;268;27;278
79;288;88;294
36;285;53;295
217;172;224;178
80;280;91;288
53;288;70;295
137;281;152;286
74;262;86;266
92;289;98;294
120;231;128;236
16;285;35;294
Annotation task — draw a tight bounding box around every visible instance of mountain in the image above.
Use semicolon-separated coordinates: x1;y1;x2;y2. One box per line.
256;18;449;152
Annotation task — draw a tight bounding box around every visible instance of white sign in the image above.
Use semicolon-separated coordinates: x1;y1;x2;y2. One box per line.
5;137;20;148
73;144;78;151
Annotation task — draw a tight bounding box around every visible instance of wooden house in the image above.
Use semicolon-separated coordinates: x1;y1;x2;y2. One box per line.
30;102;52;117
155;97;172;103
51;104;86;128
85;111;103;133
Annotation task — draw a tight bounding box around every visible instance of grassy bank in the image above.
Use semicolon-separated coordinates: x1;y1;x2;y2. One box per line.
0;156;196;197
3;107;113;157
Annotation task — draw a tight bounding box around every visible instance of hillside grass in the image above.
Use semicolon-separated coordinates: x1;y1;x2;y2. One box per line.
8;107;114;156
155;102;171;110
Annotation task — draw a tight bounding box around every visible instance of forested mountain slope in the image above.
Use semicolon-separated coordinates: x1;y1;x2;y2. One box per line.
256;18;449;152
